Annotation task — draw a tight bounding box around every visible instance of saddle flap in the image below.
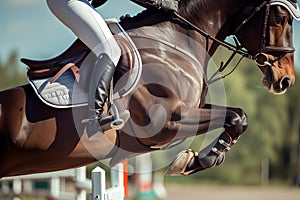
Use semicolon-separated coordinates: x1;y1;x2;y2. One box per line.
21;39;90;69
108;22;143;98
26;21;142;109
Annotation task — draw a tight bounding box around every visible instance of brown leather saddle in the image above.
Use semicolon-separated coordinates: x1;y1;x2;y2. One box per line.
23;39;88;82
21;21;142;110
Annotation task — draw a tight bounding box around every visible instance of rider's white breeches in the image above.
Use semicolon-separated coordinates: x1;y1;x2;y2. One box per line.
46;0;121;66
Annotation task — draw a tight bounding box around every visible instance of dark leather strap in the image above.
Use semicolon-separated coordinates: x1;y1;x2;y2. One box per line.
89;0;108;8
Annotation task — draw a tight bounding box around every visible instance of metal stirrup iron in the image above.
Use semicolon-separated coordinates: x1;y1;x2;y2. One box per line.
107;79;125;130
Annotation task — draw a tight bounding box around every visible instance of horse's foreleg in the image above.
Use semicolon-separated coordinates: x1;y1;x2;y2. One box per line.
166;104;248;175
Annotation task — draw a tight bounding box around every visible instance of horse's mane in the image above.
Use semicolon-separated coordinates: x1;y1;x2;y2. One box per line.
178;0;209;22
119;8;172;31
119;0;229;30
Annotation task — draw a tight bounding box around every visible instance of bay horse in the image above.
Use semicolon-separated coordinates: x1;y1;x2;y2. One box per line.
0;0;298;178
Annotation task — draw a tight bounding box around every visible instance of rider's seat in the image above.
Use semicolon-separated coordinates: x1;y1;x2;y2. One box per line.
21;19;120;70
21;39;90;70
21;19;120;80
22;20;142;101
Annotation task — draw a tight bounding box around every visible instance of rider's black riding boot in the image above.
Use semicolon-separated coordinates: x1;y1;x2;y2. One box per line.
86;53;116;136
131;0;179;11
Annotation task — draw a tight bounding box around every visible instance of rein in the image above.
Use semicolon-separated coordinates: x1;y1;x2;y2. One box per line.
173;12;254;60
172;0;294;86
173;12;254;86
173;12;252;86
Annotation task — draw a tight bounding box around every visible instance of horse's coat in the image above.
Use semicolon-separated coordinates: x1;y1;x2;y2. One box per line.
0;0;297;177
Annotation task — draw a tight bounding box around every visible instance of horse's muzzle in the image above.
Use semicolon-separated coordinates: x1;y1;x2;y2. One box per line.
256;52;294;94
264;70;292;95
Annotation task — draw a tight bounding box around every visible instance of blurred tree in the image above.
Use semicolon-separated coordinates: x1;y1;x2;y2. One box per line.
0;51;27;90
285;72;300;186
184;46;291;185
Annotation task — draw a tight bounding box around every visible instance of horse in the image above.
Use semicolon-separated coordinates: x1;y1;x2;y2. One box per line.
0;0;298;178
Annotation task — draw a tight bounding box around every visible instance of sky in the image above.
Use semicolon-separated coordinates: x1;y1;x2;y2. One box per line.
1;0;300;68
0;0;143;64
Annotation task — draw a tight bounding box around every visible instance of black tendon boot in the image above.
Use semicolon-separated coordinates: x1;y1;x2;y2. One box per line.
131;0;179;11
86;53;116;137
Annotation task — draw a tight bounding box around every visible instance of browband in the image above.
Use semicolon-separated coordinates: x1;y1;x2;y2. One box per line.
271;0;300;20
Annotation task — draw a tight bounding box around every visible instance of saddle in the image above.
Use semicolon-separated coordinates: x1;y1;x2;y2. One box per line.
21;21;142;129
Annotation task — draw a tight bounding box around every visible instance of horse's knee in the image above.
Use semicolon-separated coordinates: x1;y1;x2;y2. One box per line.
225;108;248;138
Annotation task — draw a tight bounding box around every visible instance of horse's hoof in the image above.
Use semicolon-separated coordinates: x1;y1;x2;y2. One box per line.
165;149;195;176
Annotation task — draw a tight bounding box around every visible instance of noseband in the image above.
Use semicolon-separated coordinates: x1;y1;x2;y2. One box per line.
235;0;295;67
174;0;297;84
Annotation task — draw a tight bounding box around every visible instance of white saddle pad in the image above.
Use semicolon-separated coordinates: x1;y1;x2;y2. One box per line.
29;70;88;108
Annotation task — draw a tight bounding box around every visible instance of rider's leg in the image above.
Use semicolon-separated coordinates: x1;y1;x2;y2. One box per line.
46;0;121;128
130;0;179;11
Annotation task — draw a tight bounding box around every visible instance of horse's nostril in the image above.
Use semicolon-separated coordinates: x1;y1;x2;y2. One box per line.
280;77;291;90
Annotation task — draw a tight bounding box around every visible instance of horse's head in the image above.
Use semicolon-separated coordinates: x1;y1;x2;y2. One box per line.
234;0;300;94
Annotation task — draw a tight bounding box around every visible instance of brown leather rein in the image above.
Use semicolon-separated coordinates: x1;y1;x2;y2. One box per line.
173;0;295;85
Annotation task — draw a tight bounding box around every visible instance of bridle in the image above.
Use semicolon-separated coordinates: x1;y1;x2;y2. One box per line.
235;0;295;67
173;0;296;84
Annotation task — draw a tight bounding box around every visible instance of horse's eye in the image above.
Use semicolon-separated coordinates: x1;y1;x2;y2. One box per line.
288;17;293;25
276;16;286;25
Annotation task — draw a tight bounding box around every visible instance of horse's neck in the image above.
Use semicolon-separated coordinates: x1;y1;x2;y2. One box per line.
177;0;247;55
120;10;204;60
120;0;247;63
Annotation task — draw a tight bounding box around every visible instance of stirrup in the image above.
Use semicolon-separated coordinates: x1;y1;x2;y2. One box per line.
82;99;129;131
89;77;130;131
108;103;125;130
105;79;129;130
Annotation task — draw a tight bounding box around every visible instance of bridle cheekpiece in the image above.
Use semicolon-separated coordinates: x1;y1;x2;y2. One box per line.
174;0;300;85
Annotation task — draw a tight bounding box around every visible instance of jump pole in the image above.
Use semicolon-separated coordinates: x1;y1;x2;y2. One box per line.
89;161;127;200
135;154;156;200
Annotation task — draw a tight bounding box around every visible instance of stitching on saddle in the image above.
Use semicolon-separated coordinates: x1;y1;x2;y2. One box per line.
115;35;136;74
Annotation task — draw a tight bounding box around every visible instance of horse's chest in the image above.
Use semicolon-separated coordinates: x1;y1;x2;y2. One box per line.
140;63;203;107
